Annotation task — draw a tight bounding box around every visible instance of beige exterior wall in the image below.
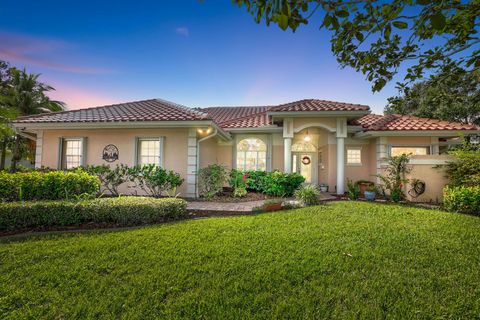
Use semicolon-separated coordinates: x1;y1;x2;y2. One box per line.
42;128;191;196
405;156;450;203
37;122;454;201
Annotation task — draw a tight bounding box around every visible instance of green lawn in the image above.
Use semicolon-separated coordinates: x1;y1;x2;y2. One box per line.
1;202;480;319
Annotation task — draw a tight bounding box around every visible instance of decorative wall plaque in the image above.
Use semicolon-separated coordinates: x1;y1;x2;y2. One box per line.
102;144;119;162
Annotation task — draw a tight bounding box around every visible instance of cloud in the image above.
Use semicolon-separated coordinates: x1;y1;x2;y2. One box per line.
175;27;189;37
0;31;113;74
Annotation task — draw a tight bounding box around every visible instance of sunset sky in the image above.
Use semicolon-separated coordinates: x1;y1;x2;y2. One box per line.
0;1;408;113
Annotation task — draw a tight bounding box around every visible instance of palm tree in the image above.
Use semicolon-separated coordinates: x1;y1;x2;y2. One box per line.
1;67;65;171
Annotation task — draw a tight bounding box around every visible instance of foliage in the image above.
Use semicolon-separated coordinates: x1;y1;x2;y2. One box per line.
229;169;248;189
0;170;100;202
365;185;378;193
3;202;480;319
385;64;480;125
198;164;228;199
444;145;480;187
85;164;130;196
234;1;480;92
376;154;411;201
128;164;184;198
443;185;480;215
346;179;360;200
0;60;65;171
294;185;320;206
233;187;248;198
261;171;305;197
0;197;187;231
244;170;267;192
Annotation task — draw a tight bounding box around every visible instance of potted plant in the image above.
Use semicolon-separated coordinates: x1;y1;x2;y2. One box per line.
364;185;377;200
263;199;283;211
356;180;373;196
319;183;328;193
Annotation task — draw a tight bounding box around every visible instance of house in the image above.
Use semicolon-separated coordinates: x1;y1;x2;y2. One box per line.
13;98;479;201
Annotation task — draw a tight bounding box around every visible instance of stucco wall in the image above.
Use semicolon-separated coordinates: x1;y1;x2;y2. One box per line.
41;128;190;195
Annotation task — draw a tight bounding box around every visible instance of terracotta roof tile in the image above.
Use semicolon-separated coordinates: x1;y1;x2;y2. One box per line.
269;99;370;112
351;114;478;131
201;106;271;128
14;99;210;123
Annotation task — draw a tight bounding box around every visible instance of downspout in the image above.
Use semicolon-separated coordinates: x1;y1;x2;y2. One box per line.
195;128;218;198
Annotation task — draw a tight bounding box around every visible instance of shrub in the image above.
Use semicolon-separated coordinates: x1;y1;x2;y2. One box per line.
229;169;248;189
128;165;184;198
443;186;480;215
294;185;321;206
198;164;228;199
85;164;129;196
347;179;360;200
262;171;305;197
0;170;100;202
233;187;248;198
444;148;480;187
0;197;188;231
244;170;267;192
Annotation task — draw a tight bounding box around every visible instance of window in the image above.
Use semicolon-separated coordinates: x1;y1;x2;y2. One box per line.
61;138;84;169
137;137;164;166
347;148;362;165
390;146;430;157
236;138;267;171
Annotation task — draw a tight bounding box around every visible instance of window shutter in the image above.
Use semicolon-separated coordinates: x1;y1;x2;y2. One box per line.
57;138;64;170
159;136;165;168
81;137;88;167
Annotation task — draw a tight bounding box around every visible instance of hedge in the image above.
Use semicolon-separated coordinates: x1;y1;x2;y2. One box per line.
0;170;100;202
0;197;187;231
443;186;480;215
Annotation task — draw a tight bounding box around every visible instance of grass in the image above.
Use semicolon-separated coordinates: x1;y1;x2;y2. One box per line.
1;202;480;319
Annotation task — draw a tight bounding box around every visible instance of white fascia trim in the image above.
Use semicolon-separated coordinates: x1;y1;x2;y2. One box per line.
347;125;363;133
268;110;370;119
355;130;480;139
14;120;215;130
225;126;282;133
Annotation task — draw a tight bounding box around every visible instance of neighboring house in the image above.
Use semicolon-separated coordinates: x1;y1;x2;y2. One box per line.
13;98;479;201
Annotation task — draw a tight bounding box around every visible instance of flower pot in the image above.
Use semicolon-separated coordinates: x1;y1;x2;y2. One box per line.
264;203;283;211
364;191;376;201
319;185;328;193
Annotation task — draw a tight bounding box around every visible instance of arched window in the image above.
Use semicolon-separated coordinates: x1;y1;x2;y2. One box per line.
236;138;267;171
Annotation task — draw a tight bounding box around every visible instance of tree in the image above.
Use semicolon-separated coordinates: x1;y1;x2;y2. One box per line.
385;63;480;125
0;61;65;171
234;0;480;91
0;61;17;170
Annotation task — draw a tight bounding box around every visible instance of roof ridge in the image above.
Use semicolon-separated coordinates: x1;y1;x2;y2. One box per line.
15;99;159;120
216;109;268;126
154;98;210;119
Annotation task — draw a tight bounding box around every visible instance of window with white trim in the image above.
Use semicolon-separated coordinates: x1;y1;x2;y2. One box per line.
137;137;164;166
390;146;430;157
236;138;267;171
61;138;84;169
346;148;362;165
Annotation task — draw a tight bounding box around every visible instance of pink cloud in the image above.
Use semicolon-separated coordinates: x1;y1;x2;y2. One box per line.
0;31;113;74
175;27;189;37
46;82;121;110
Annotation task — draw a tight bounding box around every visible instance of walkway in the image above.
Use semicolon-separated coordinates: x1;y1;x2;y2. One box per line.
187;193;337;215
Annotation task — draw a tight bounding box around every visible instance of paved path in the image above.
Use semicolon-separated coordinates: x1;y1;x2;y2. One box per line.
187;193;337;214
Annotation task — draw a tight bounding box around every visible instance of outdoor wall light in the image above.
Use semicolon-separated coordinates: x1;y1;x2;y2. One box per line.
304;129;311;142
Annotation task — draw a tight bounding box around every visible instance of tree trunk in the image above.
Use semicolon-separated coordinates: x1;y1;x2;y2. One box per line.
0;137;6;170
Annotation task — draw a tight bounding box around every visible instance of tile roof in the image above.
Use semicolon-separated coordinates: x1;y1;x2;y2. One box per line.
268;99;370;112
351;114;478;131
202;106;271;128
14;99;210;123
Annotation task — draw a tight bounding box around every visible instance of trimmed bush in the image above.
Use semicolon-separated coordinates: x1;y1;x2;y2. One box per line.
0;197;188;231
198;164;228;199
0;170;100;202
261;171;305;197
294;185;321;206
443;186;480;215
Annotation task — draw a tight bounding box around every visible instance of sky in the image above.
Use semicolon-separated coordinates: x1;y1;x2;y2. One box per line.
0;0;406;114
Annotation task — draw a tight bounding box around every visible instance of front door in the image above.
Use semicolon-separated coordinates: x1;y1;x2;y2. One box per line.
292;153;316;184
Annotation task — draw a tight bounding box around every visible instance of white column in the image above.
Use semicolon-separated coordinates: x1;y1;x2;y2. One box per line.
186;128;197;198
431;137;439;155
336;137;345;194
284;137;292;173
34;130;43;169
336;118;347;195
